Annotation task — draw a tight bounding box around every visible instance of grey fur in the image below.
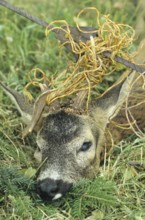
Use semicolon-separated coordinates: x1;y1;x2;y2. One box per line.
1;70;144;200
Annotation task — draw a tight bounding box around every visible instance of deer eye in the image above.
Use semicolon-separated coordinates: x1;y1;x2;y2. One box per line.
80;141;92;152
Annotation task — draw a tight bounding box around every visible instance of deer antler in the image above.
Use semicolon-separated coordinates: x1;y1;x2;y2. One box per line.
71;90;88;111
22;83;61;137
1;0;145;73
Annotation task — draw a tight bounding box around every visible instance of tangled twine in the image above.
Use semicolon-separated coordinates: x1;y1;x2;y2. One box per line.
22;8;145;139
24;8;135;111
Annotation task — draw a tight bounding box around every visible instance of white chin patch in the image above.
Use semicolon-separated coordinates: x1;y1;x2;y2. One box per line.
52;193;62;200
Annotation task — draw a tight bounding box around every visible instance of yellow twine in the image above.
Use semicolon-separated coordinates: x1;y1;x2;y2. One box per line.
24;7;135;111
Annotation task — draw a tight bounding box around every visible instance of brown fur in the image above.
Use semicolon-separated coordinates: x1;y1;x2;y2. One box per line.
1;41;145;201
103;76;145;156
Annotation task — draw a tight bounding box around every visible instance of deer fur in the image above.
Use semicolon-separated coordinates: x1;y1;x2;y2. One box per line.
1;40;145;200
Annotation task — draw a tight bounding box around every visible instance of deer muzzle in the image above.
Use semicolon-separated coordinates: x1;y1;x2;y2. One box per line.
37;178;72;201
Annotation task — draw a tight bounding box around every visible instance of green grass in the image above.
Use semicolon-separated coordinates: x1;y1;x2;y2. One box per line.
0;0;145;219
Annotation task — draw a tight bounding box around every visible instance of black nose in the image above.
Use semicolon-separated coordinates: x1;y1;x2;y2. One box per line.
37;178;72;201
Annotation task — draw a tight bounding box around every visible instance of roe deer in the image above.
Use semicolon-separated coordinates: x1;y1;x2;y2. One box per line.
1;0;145;201
0;41;145;201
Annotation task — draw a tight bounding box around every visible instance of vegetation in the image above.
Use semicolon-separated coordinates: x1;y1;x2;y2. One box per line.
0;0;145;219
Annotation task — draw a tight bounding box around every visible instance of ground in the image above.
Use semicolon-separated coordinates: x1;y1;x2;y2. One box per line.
0;0;145;219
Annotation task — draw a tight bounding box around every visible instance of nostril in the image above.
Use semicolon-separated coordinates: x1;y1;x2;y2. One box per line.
37;179;59;200
37;178;72;201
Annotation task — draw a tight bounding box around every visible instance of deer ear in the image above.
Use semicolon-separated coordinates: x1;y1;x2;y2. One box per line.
0;81;33;124
92;71;135;124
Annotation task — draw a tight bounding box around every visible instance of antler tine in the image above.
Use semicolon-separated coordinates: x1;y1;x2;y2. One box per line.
71;90;88;111
22;85;61;137
39;81;61;110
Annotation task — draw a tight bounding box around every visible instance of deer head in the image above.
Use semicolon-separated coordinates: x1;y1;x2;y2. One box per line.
0;72;134;201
